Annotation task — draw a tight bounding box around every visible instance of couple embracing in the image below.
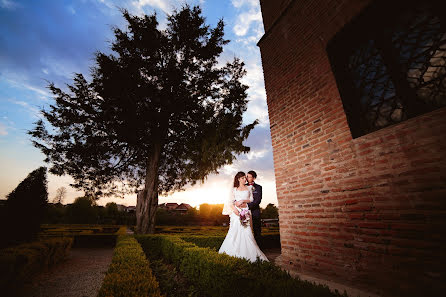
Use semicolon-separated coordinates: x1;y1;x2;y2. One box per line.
218;170;269;262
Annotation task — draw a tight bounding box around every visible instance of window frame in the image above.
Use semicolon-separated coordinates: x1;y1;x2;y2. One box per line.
326;0;446;138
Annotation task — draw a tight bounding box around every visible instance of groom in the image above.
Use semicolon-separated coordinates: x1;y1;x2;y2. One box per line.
237;170;262;242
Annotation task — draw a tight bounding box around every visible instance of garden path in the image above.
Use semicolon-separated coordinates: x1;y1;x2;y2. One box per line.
19;247;113;297
263;247;281;263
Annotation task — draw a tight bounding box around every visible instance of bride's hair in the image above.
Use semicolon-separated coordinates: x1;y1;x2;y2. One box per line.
233;171;246;188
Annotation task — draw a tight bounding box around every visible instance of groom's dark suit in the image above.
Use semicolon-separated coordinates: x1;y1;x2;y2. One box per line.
247;182;262;241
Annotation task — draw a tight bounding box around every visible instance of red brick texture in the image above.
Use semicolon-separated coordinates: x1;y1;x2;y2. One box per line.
257;1;446;296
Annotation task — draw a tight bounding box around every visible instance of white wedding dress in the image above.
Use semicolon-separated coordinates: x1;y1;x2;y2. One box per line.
218;187;269;262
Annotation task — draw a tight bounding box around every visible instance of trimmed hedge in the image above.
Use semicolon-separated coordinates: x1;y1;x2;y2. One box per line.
0;237;73;294
39;224;129;247
116;226;127;235
180;235;225;250
136;235;348;297
180;234;281;250
98;235;163;297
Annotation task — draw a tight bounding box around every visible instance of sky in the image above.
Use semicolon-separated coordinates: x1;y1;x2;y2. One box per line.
0;0;277;209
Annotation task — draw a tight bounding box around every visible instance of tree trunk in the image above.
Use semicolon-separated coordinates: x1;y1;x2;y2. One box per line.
136;140;162;234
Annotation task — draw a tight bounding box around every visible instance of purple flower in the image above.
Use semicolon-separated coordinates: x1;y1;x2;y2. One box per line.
239;209;250;227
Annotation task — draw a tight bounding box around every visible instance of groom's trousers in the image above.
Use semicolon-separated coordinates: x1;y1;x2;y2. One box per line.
252;216;261;241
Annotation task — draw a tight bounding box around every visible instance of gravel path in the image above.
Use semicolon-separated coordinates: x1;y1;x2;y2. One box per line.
19;247;114;297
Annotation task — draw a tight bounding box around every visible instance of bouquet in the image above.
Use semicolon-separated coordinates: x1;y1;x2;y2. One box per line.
239;209;250;227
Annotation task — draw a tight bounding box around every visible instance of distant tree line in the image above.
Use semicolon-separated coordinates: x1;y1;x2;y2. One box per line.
44;197;136;225
0;166;279;249
44;201;278;226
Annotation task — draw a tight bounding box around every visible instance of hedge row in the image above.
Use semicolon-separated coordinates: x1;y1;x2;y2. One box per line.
0;237;73;294
180;235;224;250
180;234;281;250
40;224;123;235
116;226;127;235
97;235;162;297
135;235;348;297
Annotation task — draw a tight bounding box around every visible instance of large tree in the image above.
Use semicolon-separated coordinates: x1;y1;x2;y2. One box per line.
28;6;257;233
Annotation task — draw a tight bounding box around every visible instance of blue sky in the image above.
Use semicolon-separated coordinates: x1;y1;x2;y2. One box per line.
0;0;277;208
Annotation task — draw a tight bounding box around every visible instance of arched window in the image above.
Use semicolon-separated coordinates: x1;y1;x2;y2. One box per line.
327;0;445;138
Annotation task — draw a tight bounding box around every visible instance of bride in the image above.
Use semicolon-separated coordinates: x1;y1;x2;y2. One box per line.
218;171;269;262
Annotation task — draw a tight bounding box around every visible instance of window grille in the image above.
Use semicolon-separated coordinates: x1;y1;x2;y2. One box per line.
327;0;446;138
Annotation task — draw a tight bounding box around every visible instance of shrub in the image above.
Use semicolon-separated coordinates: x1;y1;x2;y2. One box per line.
136;235;348;297
180;235;225;250
1;167;48;247
98;235;162;297
39;224;129;247
0;237;73;294
180;234;280;250
116;226;127;235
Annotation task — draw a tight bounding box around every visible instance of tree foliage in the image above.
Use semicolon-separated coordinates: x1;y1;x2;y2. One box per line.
52;186;67;204
2;167;48;246
261;203;279;219
65;196;97;224
28;5;256;198
28;5;257;233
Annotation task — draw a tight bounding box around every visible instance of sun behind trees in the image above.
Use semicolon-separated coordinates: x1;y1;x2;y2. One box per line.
28;5;257;234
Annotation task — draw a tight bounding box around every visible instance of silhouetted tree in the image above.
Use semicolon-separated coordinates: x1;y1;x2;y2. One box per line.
66;196;97;224
199;203;212;218
52;186;67;204
261;203;279;219
44;203;66;224
28;5;256;234
105;202;119;216
105;202;119;223
3;167;48;246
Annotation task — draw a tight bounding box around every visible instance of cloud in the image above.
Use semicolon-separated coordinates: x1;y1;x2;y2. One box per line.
0;1;118;103
246;148;268;160
233;7;262;36
231;0;258;9
0;122;8;135
131;0;172;14
7;98;41;119
2;73;51;101
0;0;278;209
0;0;20;10
228;0;267;128
239;53;269;127
231;0;262;37
67;5;76;14
130;0;206;15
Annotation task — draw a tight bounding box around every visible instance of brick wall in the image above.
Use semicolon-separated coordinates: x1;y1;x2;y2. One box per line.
257;0;446;296
259;0;292;32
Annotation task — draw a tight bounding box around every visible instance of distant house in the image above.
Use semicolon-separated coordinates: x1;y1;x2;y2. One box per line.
158;202;192;214
165;203;179;210
174;203;192;212
125;206;136;213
